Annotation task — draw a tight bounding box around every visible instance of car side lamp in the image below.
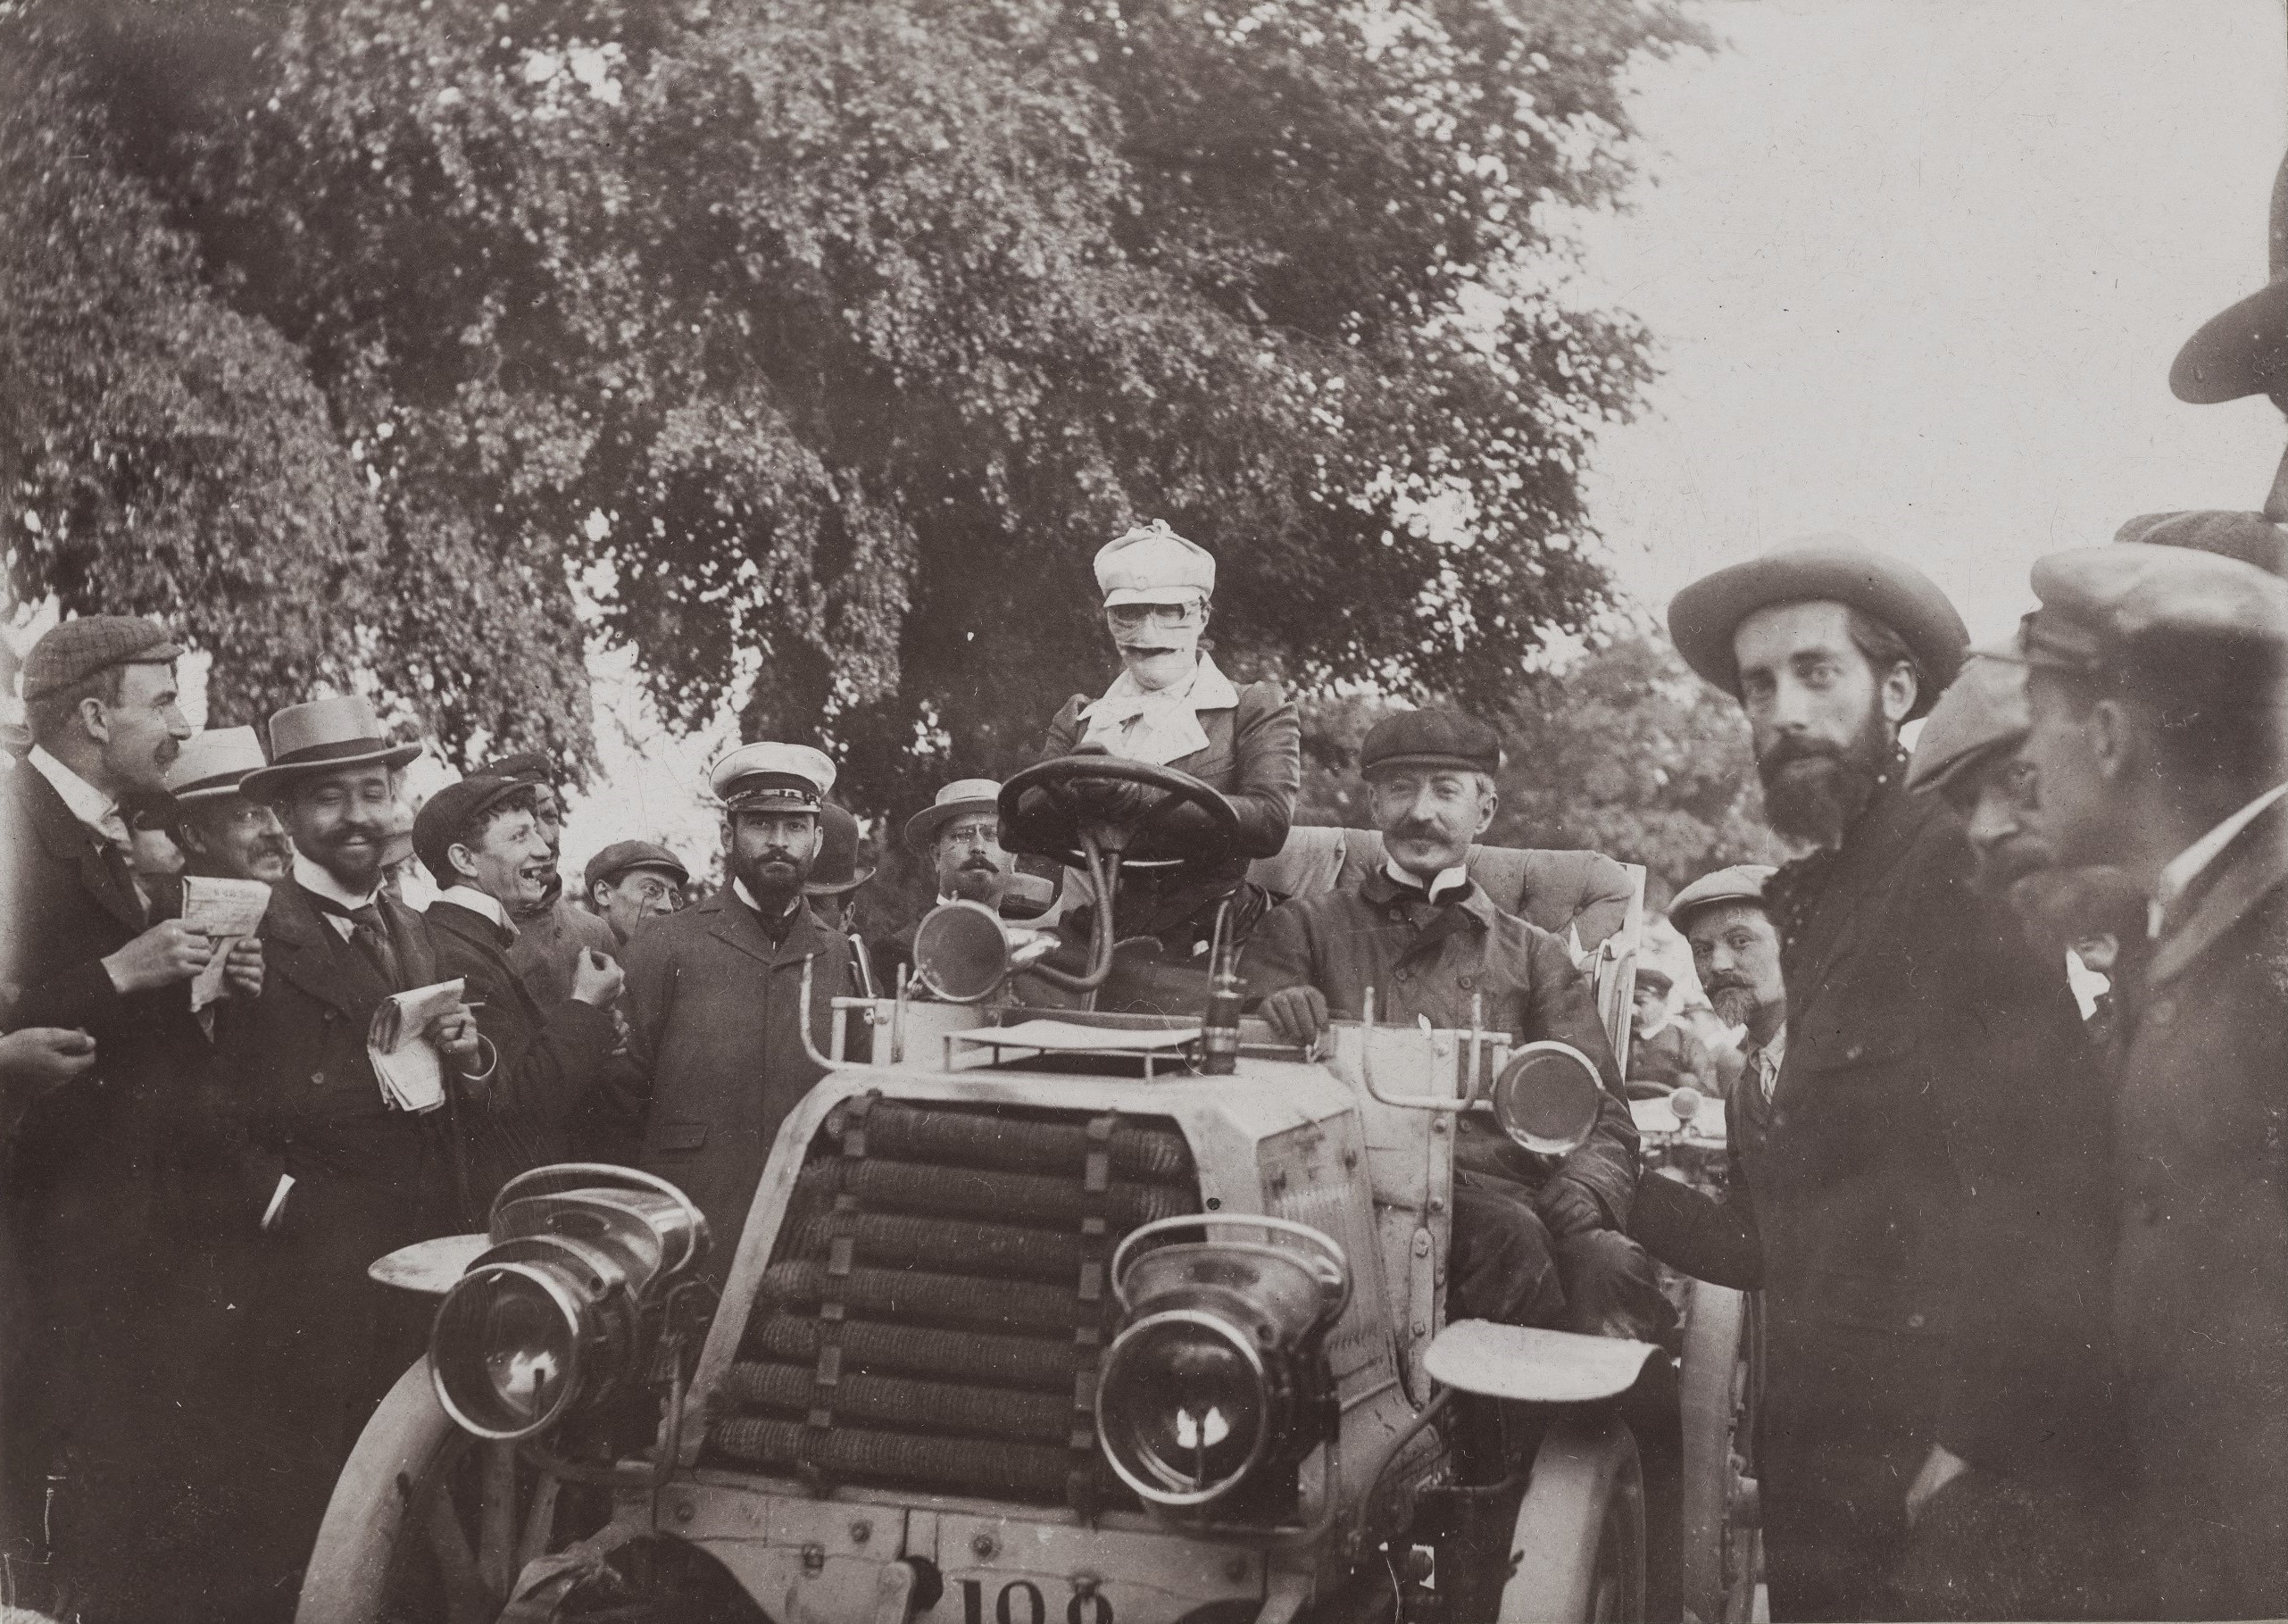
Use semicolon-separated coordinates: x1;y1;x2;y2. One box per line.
1097;1215;1349;1513
1354;988;1607;1156
429;1165;710;1443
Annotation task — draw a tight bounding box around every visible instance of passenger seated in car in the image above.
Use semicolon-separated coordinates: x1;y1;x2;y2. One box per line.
1243;707;1675;1345
1626;964;1715;1094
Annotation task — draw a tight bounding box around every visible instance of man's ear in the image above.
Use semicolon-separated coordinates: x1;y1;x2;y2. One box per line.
1472;783;1499;840
1879;662;1919;726
447;838;484;887
77;693;112;746
2086;697;2134;784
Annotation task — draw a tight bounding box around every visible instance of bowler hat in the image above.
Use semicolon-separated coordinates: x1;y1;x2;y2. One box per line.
584;839;690;898
805;804;877;896
904;778;1003;854
1668;536;1968;720
412;775;533;885
2112;511;2288;578
2172;153;2288;405
1358;708;1502;778
1906;649;2030;796
1667;864;1776;934
710;741;834;812
165;725;270;803
21;616;182;703
242;695;422;801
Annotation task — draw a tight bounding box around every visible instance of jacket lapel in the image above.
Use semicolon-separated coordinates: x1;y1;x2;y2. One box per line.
380;892;437;989
265;879;385;1015
16;765;144;934
1781;784;1928;1028
2149;798;2288;989
704;890;782;970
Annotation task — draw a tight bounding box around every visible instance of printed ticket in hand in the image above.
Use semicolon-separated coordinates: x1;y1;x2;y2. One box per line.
181;876;272;1012
366;978;466;1113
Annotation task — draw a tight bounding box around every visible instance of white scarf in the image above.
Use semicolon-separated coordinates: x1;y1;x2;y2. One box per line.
1077;654;1241;766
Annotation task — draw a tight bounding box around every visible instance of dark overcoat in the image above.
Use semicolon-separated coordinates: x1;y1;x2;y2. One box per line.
628;889;853;1279
2110;795;2288;1618
1629;770;2114;1620
426;895;618;1206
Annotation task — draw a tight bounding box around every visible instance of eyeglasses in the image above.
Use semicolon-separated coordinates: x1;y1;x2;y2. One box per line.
1106;600;1204;629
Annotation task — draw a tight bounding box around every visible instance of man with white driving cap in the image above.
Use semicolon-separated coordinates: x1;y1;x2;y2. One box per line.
625;743;856;1275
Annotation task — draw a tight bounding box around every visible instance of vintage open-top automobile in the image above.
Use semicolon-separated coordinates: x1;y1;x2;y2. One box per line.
298;755;1758;1624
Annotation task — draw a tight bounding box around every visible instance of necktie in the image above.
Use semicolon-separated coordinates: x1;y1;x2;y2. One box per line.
96;838;145;926
335;901;404;989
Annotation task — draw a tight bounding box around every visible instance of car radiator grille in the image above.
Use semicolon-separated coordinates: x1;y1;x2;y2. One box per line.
710;1094;1202;1511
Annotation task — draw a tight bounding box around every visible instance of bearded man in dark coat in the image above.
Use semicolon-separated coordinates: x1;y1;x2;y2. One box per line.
1641;538;2117;1621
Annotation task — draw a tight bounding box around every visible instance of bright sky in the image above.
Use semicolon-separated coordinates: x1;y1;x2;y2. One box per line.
1577;0;2288;647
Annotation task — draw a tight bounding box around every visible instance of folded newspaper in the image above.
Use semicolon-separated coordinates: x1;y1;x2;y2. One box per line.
366;978;466;1113
181;876;272;1012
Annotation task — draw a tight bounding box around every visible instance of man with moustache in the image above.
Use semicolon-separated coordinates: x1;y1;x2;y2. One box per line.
878;779;1016;986
165;725;294;884
585;838;691;947
2007;544;2288;1618
477;749;619;1005
417;776;626;1208
1666;539;2114;1620
0;618;263;1596
207;695;486;1610
626;744;855;1276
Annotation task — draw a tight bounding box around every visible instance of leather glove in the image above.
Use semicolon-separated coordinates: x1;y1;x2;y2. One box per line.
1070;776;1152;822
1259;986;1329;1046
1535;1178;1607;1242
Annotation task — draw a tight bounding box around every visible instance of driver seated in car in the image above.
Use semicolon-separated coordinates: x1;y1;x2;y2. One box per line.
1243;708;1674;1345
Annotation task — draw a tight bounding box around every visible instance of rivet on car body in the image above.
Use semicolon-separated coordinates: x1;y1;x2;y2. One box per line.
850;1520;871;1545
972;1530;999;1561
803;1542;827;1574
1225;1554;1250;1583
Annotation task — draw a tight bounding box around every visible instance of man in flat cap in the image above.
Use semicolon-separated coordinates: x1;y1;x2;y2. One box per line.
585;838;690;948
417;776;626;1206
1906;645;2056;896
166;724;293;885
623;743;855;1275
2008;543;2288;1618
1245;709;1670;1349
203;694;487;1603
1667;540;2114;1620
0;616;268;1586
476;749;619;1007
1624;963;1714;1094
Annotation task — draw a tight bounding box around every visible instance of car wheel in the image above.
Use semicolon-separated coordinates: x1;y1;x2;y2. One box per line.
1498;1411;1645;1623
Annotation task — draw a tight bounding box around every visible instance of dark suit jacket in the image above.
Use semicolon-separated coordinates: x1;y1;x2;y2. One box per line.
1630;775;2114;1536
425;897;618;1207
2110;796;2288;1617
627;889;854;1278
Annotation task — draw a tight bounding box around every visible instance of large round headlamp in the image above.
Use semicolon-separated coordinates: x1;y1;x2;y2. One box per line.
429;1166;708;1443
1098;1217;1347;1513
1489;1040;1606;1156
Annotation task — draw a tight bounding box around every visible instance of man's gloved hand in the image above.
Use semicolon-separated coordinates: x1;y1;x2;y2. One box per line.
1535;1178;1607;1241
1070;775;1152;823
1259;985;1329;1047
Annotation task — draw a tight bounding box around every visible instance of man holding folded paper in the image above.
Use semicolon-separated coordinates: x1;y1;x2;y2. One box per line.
205;694;489;1604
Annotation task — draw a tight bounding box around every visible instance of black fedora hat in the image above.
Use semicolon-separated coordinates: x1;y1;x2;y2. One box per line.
1668;535;1968;720
804;804;877;897
2173;152;2288;407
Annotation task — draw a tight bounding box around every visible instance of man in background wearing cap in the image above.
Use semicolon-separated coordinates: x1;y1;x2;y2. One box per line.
1027;520;1300;960
204;694;488;1607
477;750;619;1006
1245;709;1668;1347
1668;541;2113;1620
165;724;292;885
623;743;855;1274
1625;964;1713;1094
418;776;627;1208
2009;542;2288;1618
0;617;268;1594
586;838;689;948
879;778;1015;986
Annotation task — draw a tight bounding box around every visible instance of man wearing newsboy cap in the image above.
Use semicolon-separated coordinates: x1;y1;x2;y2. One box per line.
621;743;856;1278
2006;543;2288;1618
1667;541;2115;1620
474;749;619;1007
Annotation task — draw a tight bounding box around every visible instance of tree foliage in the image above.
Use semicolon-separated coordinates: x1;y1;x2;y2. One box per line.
1299;632;1793;908
3;0;1701;800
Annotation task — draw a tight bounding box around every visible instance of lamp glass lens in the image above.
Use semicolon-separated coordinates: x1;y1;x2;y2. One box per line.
1101;1319;1265;1501
436;1268;578;1437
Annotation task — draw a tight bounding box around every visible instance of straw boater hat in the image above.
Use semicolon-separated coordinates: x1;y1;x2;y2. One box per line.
904;779;1002;854
1668;536;1969;721
241;695;422;802
164;725;270;804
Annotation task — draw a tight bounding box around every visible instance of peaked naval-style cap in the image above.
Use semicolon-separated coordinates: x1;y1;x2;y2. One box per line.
1666;864;1777;933
165;725;270;803
1668;535;1968;721
1906;645;2032;796
2112;511;2288;578
709;741;835;812
241;694;424;801
1094;520;1217;606
2009;543;2288;681
1358;707;1502;778
20;615;183;703
904;778;1003;853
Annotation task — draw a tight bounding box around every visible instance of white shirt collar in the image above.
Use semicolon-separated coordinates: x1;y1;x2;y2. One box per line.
26;745;123;844
437;885;510;930
1385;856;1471;900
2150;780;2288;937
294;848;380;914
1752;1024;1787;1100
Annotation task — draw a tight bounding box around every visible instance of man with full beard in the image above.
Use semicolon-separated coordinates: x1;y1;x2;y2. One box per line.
626;743;855;1278
1660;538;2117;1620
